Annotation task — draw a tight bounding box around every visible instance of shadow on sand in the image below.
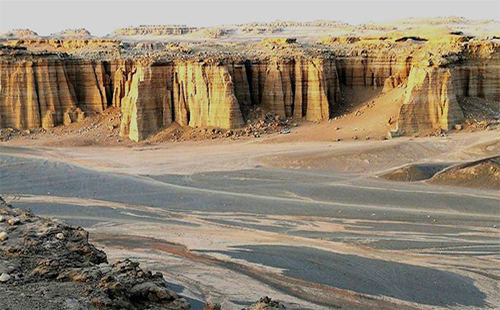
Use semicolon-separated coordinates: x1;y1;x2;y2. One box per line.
210;245;487;307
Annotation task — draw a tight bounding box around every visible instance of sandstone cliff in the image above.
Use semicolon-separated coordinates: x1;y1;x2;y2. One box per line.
0;58;110;129
114;58;339;141
397;67;464;133
0;34;499;141
0;59;78;129
395;41;500;134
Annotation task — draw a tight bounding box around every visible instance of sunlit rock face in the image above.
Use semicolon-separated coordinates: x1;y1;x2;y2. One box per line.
0;60;77;129
397;67;464;133
395;41;500;134
0;36;498;141
244;58;340;121
0;55;340;140
113;57;340;141
332;40;500;135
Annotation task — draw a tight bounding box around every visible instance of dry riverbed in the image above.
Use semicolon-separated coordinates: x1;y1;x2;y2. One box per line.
1;131;499;309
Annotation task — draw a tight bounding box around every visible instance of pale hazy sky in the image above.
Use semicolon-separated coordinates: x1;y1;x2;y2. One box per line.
0;0;498;36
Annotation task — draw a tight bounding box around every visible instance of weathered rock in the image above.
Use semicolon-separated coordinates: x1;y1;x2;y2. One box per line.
203;303;221;310
112;25;197;36
397;67;464;134
7;218;20;226
429;156;500;190
0;232;7;241
0;58;107;130
244;296;286;310
129;281;179;301
116;57;340;141
0;59;78;130
0;273;11;283
1;32;498;140
0;196;190;310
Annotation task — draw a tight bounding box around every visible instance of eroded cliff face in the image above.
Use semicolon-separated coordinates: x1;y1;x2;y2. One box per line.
0;38;498;140
0;57;112;130
246;58;339;121
395;42;500;134
116;61;246;141
336;53;412;91
65;60;110;113
397;67;464;133
0;60;78;129
330;39;500;135
113;58;339;141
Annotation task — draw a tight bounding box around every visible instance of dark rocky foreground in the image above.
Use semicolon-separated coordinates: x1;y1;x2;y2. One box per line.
0;196;285;310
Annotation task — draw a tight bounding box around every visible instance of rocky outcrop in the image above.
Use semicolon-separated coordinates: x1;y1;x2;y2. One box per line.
119;64;172;142
2;39;120;50
429;156;500;190
50;28;93;39
336;52;412;91
112;25;197;36
0;35;498;141
117;61;246;141
0;59;78;129
0;58;109;129
0;196;190;310
0;29;39;39
0;52;340;140
115;58;339;141
250;58;339;121
397;67;464;133
396;42;500;134
66;60;110;113
243;296;287;310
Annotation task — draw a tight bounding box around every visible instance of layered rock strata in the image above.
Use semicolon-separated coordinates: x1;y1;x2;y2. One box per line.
395;42;500;134
0;59;79;129
331;40;500;134
0;37;499;140
112;58;340;141
112;25;197;36
0;58;109;129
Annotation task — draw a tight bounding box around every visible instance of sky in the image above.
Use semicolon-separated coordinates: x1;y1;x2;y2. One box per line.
0;0;498;36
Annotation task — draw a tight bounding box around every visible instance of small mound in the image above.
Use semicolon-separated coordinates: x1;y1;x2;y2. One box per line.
394;36;428;42
429;156;500;190
244;296;286;310
381;163;450;182
50;28;92;38
0;29;39;39
187;28;230;39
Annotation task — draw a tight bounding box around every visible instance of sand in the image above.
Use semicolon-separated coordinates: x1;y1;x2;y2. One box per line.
1;128;499;309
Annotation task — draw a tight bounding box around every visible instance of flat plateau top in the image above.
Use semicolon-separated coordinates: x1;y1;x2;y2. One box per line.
0;18;499;62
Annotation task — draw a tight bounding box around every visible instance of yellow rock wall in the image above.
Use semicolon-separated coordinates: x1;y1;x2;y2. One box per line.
0;60;78;129
116;61;246;141
245;58;339;121
336;54;412;91
1;47;497;140
396;57;500;134
114;58;339;140
0;59;112;130
397;67;464;133
65;60;109;113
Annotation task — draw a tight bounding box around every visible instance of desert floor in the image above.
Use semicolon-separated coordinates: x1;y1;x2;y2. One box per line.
1;130;499;309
